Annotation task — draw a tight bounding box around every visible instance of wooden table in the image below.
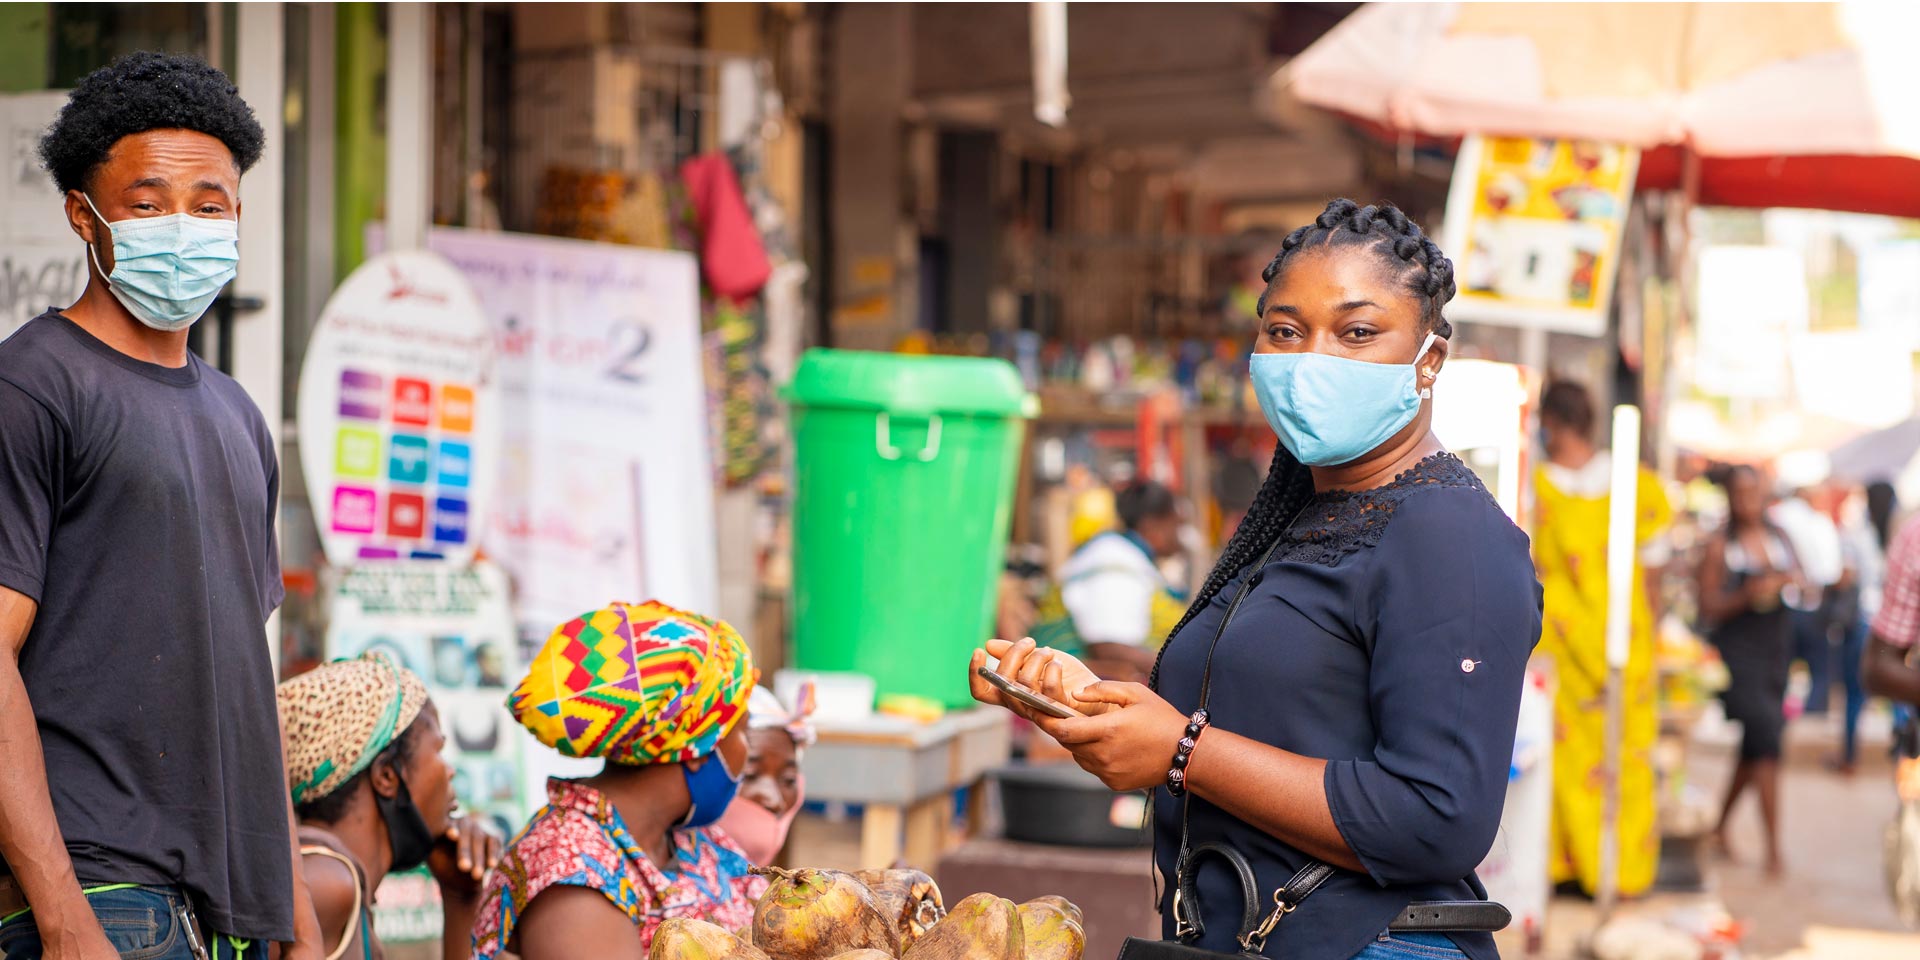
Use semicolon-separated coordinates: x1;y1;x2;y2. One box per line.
800;707;1012;869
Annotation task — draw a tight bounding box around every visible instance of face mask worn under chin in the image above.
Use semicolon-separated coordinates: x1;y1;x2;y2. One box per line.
1249;332;1440;467
714;773;805;864
376;771;439;873
83;194;239;332
678;745;745;830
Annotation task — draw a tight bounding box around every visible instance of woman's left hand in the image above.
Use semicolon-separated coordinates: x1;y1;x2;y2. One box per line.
1033;681;1190;792
428;814;503;900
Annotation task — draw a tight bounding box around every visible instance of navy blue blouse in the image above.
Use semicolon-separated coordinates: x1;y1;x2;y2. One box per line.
1152;453;1542;960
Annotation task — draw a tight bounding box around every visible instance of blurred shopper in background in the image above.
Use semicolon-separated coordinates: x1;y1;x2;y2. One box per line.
1771;454;1844;716
1701;465;1805;878
715;684;816;865
1869;483;1901;555
1866;502;1920;719
1533;380;1672;897
1031;481;1190;682
279;654;501;960
1829;484;1887;774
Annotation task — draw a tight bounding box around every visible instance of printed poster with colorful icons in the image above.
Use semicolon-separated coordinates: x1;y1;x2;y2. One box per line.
296;250;499;567
1439;135;1639;338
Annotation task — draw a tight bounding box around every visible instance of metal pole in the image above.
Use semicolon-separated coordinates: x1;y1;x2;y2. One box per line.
1596;404;1642;923
387;3;433;252
235;0;285;674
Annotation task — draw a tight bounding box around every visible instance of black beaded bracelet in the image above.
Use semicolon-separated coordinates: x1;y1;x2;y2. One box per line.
1166;708;1210;797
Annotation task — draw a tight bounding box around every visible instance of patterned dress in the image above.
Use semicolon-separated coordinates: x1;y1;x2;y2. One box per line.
472;779;767;958
1532;457;1671;897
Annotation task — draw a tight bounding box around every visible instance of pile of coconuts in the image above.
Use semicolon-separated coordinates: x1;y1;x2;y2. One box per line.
649;867;1085;960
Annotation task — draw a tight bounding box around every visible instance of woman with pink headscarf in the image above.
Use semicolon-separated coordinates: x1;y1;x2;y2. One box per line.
716;684;816;864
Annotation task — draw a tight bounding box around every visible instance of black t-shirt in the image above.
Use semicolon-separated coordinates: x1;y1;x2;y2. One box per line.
0;311;292;941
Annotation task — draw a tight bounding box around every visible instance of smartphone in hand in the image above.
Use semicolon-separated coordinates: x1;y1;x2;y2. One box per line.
977;666;1083;719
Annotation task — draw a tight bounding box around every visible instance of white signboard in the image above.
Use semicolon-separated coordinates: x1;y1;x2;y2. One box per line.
1;92;85;339
1431;359;1527;521
1693;246;1804;400
325;561;534;831
325;561;532;944
1859;240;1920;352
1791;330;1915;429
415;228;717;632
296;251;499;566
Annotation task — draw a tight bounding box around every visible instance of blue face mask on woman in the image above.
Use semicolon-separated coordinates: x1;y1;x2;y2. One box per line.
83;194;240;332
1250;332;1440;467
679;743;745;829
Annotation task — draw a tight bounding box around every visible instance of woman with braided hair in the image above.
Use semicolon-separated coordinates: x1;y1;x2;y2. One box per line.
973;199;1541;960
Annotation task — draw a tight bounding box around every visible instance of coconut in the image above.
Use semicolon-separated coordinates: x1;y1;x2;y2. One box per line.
901;893;1024;960
650;918;746;960
752;867;900;959
1020;897;1083;929
1017;901;1086;960
850;869;947;945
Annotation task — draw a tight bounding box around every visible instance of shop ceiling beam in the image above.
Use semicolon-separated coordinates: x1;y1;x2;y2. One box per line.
387;2;432;252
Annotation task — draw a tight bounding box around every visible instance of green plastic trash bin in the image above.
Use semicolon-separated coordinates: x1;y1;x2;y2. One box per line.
785;349;1036;708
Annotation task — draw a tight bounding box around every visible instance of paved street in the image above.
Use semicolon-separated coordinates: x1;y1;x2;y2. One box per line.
1534;709;1920;959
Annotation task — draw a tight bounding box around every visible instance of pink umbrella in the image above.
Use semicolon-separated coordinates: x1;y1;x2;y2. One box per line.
1278;2;1920;215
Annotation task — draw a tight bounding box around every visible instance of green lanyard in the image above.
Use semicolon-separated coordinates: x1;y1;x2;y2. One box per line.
0;883;141;928
0;885;255;957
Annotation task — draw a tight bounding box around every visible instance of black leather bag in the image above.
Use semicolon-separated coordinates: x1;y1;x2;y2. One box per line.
1117;528;1511;958
1117;844;1338;959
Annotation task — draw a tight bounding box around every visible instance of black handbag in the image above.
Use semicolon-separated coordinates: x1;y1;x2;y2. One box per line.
1117;531;1511;958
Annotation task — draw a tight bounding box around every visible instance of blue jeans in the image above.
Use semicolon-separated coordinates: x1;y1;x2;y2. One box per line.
1350;931;1470;959
0;885;256;960
1791;608;1833;715
1839;614;1869;764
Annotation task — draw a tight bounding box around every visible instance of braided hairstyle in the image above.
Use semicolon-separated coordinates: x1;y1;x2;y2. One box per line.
1254;198;1456;338
1148;198;1456;691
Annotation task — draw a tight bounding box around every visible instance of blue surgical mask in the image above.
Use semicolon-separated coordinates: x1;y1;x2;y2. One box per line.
679;742;744;829
1250;333;1440;467
83;194;239;332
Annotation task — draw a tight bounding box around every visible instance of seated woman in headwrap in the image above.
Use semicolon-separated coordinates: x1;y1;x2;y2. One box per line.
473;601;766;960
277;652;503;960
715;683;817;864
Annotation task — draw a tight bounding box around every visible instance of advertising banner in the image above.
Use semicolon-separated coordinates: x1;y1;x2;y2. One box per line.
1441;135;1639;338
296;250;499;566
415;228;717;636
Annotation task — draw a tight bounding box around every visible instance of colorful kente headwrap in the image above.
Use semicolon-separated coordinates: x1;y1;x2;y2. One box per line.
278;651;430;806
509;601;757;765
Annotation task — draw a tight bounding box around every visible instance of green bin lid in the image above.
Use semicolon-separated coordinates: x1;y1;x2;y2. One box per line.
783;348;1037;418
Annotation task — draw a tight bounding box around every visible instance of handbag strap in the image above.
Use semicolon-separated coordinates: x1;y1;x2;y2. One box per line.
1172;509;1337;950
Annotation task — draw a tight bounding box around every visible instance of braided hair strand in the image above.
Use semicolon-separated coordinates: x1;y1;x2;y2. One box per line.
1254;198;1457;338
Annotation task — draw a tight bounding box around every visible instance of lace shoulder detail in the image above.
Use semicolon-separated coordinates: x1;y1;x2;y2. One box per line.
1271;452;1488;566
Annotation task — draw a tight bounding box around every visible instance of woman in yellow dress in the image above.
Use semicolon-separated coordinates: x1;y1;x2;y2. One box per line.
1533;381;1672;897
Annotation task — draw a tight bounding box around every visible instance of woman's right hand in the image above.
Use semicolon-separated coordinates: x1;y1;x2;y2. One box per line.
968;637;1117;718
1744;572;1787;607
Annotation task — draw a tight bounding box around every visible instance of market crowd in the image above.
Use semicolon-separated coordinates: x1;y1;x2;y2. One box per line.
7;49;1920;960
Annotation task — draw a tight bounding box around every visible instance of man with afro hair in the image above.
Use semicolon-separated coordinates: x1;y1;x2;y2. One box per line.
0;53;322;959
